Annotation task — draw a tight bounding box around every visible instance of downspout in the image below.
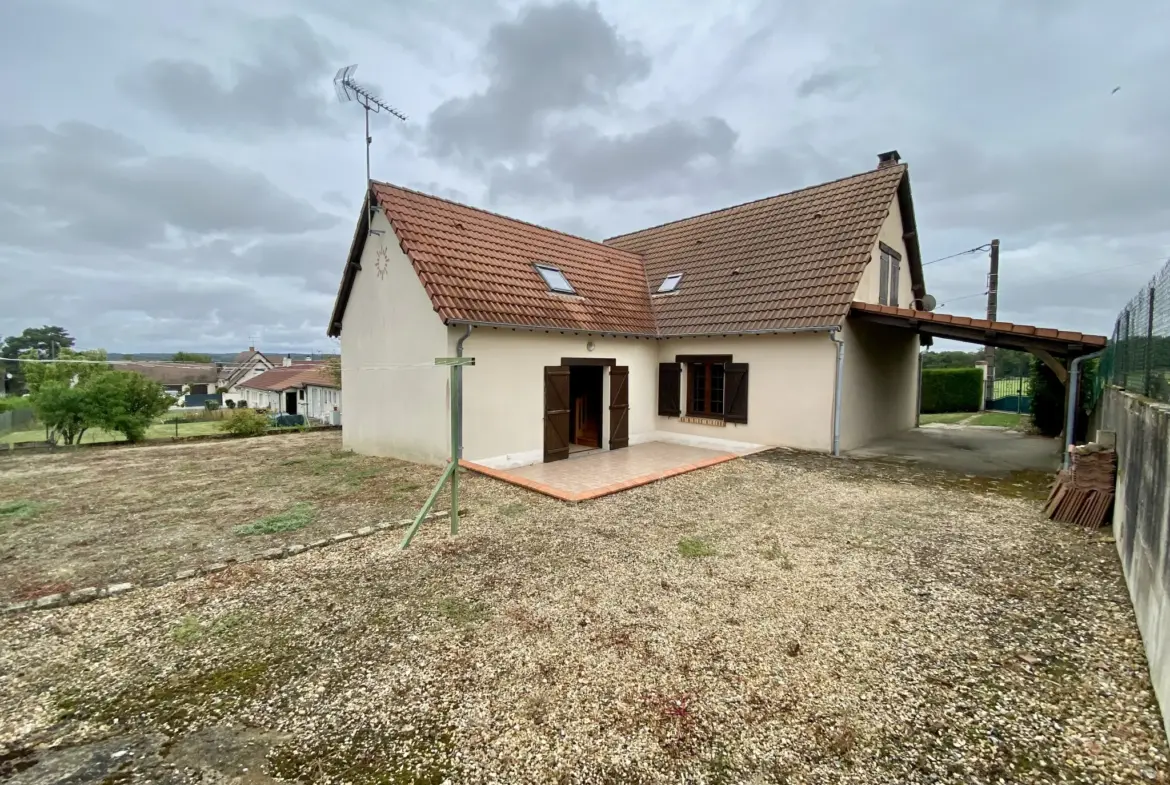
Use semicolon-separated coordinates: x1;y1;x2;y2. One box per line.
831;328;845;457
1063;349;1104;469
454;324;473;459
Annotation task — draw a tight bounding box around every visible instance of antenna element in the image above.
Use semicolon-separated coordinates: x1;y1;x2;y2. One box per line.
333;64;407;194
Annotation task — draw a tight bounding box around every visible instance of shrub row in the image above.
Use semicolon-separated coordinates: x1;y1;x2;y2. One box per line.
920;368;983;413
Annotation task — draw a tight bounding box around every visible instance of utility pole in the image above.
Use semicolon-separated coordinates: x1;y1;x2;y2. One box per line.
983;239;1000;408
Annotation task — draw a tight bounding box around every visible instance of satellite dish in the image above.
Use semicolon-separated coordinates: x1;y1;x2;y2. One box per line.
917;294;937;312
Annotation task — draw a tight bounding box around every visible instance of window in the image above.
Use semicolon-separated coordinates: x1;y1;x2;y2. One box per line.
688;359;726;417
878;243;901;306
534;263;576;294
657;273;683;293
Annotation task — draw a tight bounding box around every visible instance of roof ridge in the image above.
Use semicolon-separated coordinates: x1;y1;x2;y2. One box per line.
371;180;645;263
603;164;906;243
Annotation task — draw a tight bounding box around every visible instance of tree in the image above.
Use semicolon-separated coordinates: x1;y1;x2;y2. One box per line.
31;382;94;445
21;348;109;393
323;355;341;388
920;350;979;369
86;371;176;443
172;352;213;363
1;326;74;394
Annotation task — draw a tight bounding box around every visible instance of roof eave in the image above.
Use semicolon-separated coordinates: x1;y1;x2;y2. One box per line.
326;189;373;338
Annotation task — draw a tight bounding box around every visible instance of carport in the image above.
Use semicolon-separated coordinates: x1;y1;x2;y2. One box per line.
849;303;1109;472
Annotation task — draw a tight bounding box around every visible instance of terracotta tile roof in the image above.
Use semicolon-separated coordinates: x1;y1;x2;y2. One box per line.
371;182;657;335
238;363;336;392
121;362;219;386
604;165;909;335
850;302;1109;348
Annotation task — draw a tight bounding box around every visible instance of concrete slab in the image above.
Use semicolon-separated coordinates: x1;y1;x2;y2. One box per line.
848;426;1060;476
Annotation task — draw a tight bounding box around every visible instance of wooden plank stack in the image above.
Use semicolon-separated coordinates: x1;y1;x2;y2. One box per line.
1044;442;1117;529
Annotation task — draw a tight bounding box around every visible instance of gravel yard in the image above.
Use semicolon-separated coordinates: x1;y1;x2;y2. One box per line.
0;432;450;601
1;437;1167;783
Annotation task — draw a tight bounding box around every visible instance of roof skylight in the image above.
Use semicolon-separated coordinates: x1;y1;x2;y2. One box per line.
657;273;683;293
534;263;576;294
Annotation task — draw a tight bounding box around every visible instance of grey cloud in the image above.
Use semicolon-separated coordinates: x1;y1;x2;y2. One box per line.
121;15;341;135
426;1;650;161
796;68;858;98
0;122;337;252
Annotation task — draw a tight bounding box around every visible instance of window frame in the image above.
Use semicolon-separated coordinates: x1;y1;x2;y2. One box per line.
878;243;902;307
682;355;732;419
657;273;684;294
533;263;577;295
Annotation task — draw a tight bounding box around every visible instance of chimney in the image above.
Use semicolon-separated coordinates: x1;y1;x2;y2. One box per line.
283;354;292;367
248;345;255;352
877;150;901;169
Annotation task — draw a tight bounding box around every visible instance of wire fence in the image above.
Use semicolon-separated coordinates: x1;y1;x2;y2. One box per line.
1098;258;1170;404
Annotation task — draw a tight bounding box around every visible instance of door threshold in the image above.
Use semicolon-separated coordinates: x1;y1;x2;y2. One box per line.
568;446;602;459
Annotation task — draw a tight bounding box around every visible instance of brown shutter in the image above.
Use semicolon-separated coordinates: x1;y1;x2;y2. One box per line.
608;366;629;450
658;363;681;416
724;363;749;424
543;366;570;463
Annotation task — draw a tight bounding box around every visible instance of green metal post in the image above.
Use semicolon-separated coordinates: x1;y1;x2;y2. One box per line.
400;461;455;549
450;364;460;535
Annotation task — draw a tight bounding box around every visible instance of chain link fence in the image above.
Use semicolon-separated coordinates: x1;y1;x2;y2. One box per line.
1098;258;1170;404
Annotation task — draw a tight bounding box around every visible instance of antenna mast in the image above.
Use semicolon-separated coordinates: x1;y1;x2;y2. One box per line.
333;65;407;191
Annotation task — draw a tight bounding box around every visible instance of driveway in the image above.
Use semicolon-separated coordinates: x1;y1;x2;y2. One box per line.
848;425;1061;476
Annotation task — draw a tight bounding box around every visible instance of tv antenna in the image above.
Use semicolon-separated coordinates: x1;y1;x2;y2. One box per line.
334;64;407;189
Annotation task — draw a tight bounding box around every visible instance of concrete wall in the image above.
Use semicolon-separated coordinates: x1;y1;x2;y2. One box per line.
1093;386;1170;743
656;332;837;452
856;194;913;307
838;317;920;451
459;328;659;467
340;211;451;463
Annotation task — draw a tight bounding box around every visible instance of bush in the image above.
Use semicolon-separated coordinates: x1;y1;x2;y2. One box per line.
204;400;221;411
0;396;32;413
237;400;248;408
920;368;983;413
225;399;237;409
219;408;269;437
1030;358;1065;437
86;371;175;442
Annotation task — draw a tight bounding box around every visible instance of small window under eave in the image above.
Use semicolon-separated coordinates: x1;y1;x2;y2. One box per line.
657;273;683;293
534;263;577;294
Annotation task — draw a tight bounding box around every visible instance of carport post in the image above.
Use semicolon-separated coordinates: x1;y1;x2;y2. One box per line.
1062;350;1103;469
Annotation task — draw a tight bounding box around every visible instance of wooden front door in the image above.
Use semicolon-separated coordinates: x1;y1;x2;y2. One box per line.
608;366;629;450
544;366;570;463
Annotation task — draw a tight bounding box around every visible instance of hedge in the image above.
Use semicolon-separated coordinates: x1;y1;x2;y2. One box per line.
920;367;983;413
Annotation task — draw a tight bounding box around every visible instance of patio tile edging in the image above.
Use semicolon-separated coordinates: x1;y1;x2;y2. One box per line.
2;510;445;617
459;453;740;502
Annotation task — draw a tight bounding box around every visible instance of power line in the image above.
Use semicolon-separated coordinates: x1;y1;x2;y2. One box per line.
937;291;988;308
923;244;992;266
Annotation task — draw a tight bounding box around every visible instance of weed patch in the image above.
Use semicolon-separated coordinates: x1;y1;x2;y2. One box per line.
678;537;716;558
0;499;50;525
234;503;314;536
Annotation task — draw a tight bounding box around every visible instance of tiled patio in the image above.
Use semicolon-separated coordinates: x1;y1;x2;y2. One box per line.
461;441;750;501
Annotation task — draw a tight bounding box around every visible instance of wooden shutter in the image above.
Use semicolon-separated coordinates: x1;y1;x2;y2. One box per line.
658;363;681;416
608;366;629;450
878;253;890;305
543;366;570;463
889;257;900;307
724;363;749;424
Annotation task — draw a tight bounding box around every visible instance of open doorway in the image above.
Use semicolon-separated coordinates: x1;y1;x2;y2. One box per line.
284;391;298;415
569;365;603;453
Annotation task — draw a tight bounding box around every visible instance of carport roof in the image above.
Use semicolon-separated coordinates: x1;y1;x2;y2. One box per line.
850;302;1108;357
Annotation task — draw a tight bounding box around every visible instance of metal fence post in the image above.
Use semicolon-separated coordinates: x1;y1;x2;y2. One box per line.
1145;285;1156;397
1122;307;1131;389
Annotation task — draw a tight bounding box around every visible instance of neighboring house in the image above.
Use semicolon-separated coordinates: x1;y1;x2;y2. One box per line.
236;363;340;422
121;362;221;408
219;347;274;406
328;151;929;467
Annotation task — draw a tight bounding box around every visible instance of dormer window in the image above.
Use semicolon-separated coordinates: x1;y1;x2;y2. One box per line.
657;273;683;293
534;263;576;294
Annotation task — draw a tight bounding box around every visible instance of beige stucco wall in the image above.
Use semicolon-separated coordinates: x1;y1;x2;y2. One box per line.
837;317;919;451
856;194;913;307
340;211;451;463
655;333;838;452
459;329;659;466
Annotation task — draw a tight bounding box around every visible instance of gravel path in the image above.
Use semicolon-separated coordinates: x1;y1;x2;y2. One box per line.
1;447;1166;783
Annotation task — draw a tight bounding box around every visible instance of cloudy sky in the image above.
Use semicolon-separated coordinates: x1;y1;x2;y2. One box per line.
1;0;1168;354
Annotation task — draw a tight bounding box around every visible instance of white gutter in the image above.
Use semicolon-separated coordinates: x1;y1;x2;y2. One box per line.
1063;349;1104;469
831;328;845;456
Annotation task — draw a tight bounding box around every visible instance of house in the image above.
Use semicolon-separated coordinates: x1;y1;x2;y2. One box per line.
218;347;274;406
121;362;222;408
328;151;929;467
236;362;340;422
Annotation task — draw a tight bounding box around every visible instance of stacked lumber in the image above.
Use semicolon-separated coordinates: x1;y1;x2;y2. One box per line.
1044;443;1117;529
